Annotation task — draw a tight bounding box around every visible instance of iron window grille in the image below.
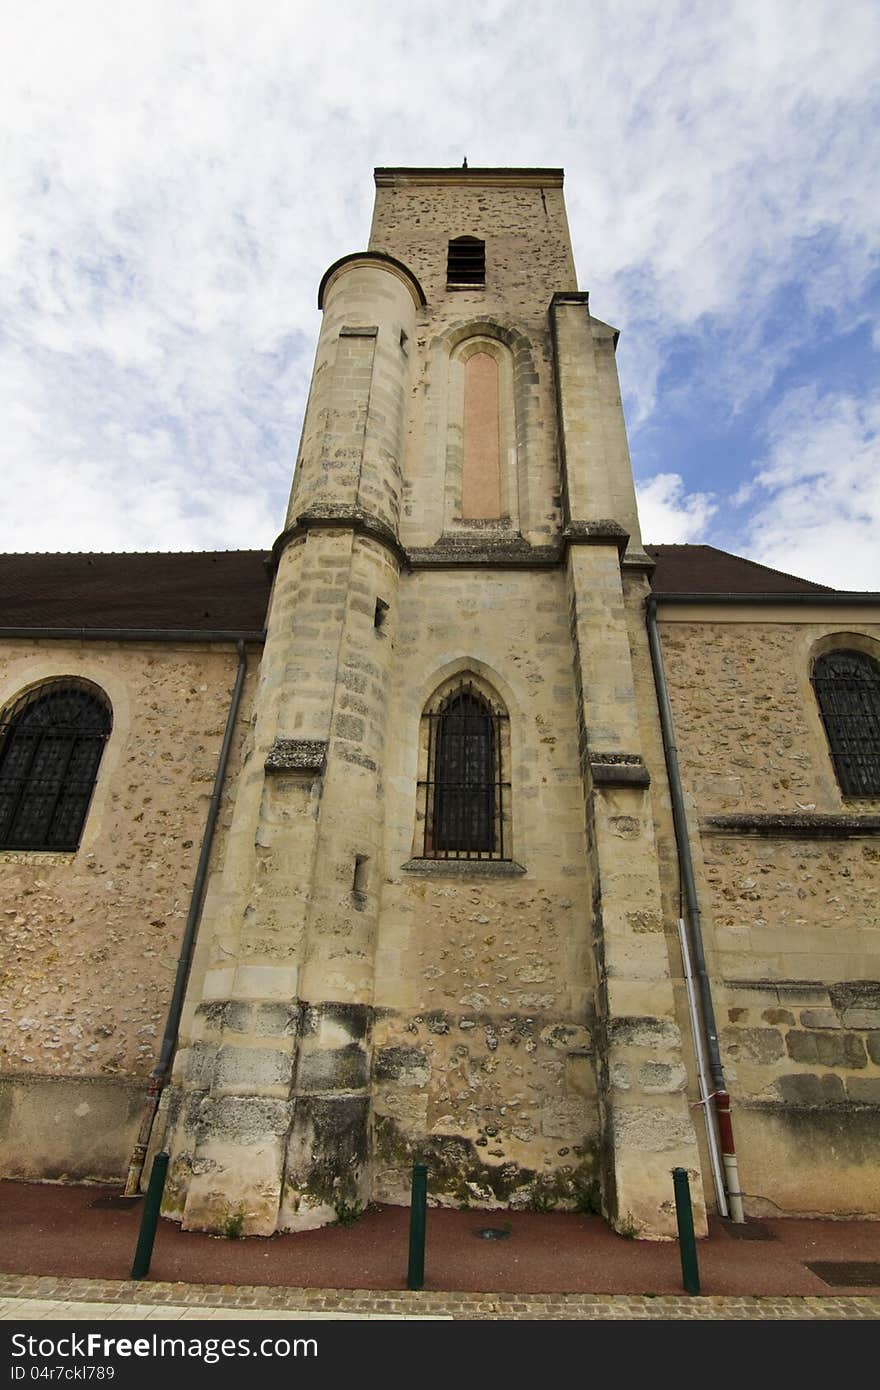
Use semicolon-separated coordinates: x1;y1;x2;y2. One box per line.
447;236;485;287
419;682;509;859
0;680;112;851
812;649;880;798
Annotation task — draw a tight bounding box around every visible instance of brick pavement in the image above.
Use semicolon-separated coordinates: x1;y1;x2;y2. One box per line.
0;1275;878;1320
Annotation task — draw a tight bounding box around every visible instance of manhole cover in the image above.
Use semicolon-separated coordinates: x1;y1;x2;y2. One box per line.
90;1193;142;1210
474;1227;511;1240
722;1219;775;1241
807;1262;880;1287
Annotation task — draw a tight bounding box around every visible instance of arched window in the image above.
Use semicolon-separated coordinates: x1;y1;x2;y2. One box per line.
418;679;510;859
0;680;112;850
811;649;880;797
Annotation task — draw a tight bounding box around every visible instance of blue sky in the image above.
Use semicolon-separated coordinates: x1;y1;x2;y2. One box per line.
1;0;877;588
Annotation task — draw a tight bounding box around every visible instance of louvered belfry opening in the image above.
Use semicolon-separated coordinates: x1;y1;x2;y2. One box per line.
0;681;112;850
812;649;880;797
421;682;509;859
447;236;485;286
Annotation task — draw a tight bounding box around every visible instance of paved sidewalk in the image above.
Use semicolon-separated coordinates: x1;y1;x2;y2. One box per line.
3;1182;880;1320
1;1275;878;1320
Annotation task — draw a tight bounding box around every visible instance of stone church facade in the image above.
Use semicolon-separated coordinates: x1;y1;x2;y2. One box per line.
1;167;878;1238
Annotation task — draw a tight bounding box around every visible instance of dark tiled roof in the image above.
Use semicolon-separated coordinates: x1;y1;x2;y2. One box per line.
646;544;832;595
0;551;272;631
0;543;837;633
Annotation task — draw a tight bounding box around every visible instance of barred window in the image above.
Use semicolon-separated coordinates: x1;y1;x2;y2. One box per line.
812;649;880;797
0;680;112;850
418;680;510;860
447;236;485;287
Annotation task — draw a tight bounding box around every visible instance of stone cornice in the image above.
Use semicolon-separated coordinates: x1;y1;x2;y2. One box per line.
562;521;629;556
702;813;880;838
272;507;408;571
374;167;564;189
272;513;646;574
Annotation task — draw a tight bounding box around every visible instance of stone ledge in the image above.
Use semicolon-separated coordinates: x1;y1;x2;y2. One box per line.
272;505;407;570
590;753;650;788
724;979;830;994
264;738;327;774
408;540;558;569
562;520;629;552
736;1098;880;1114
401;858;526;877
703;813;880;838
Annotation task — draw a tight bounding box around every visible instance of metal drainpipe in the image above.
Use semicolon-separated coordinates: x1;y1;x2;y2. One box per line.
646;596;745;1222
123;639;249;1196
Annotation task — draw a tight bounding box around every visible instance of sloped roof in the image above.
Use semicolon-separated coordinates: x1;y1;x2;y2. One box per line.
0;550;272;631
646;544;832;595
0;543;839;633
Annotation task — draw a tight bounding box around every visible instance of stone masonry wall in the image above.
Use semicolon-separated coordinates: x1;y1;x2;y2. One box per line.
0;640;256;1177
654;615;880;1214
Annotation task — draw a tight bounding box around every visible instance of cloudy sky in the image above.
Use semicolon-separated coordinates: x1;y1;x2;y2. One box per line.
2;1;877;588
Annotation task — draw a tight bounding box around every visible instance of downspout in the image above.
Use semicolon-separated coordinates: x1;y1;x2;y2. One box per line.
645;596;745;1222
123;639;249;1196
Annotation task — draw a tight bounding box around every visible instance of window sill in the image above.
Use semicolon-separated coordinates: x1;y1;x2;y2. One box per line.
401;858;526;877
0;849;76;865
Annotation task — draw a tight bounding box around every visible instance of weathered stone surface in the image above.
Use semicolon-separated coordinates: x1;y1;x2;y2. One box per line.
264;738;327;773
373;1047;429;1086
638;1061;686;1093
297;1046;367;1092
609;1017;681;1048
612;1106;698;1153
799;1009;839;1030
785;1031;867;1068
778;1073;846;1106
846;1077;880;1105
720;1027;785;1064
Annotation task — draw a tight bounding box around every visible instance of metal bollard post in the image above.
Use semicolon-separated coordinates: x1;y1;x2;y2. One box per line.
407;1163;428;1290
672;1166;700;1295
131;1151;169;1280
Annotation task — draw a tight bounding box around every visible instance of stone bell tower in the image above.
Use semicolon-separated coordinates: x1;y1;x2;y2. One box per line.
163;167;707;1239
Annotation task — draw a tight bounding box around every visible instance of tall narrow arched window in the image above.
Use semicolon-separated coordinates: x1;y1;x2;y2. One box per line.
418;680;510;860
812;649;880;797
0;680;112;850
462;351;501;519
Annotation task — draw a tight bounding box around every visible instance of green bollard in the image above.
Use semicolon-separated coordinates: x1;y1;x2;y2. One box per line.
672;1166;700;1295
407;1163;428;1290
131;1151;169;1281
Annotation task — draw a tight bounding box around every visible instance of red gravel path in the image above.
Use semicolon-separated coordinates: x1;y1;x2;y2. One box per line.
2;1181;878;1297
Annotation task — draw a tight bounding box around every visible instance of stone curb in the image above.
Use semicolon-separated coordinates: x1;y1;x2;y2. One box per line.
1;1276;878;1320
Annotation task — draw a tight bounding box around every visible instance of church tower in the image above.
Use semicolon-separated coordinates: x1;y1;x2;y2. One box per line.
162;167;707;1239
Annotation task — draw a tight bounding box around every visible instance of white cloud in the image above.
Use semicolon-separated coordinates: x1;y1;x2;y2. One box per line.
740;387;880;591
0;1;877;554
636;473;716;543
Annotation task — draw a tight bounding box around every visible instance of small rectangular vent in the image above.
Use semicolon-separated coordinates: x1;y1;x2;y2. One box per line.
447;237;485;286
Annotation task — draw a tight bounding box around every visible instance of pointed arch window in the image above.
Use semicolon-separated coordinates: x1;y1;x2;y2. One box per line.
812;649;880;797
0;680;112;850
418;680;510;859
